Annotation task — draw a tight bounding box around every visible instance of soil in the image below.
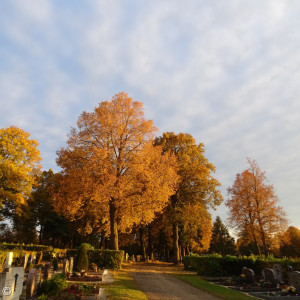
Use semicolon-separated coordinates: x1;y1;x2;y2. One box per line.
123;262;221;300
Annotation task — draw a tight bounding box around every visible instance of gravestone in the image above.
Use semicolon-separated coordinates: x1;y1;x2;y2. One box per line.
125;253;129;261
62;259;69;275
5;252;13;269
136;255;141;262
0;267;24;300
242;267;256;284
23;253;29;269
93;264;98;273
262;268;277;287
287;271;300;290
43;263;53;280
26;268;42;299
69;257;74;274
273;264;283;283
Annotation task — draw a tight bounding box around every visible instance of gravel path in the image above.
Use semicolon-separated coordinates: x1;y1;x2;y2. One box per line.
123;262;221;300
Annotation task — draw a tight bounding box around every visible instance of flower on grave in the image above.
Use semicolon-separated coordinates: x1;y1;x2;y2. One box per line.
282;285;296;295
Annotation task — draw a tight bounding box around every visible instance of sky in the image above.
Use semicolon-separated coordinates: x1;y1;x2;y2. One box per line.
1;0;300;230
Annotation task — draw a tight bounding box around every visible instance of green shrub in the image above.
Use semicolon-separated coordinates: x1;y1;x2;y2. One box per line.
38;273;67;297
37;294;48;300
89;250;124;269
182;254;300;277
76;244;89;272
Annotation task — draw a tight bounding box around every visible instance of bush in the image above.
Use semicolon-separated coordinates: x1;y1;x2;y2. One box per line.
89;250;124;269
182;254;300;277
76;244;89;272
38;273;67;297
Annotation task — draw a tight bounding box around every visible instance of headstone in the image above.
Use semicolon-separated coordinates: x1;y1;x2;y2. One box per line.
136;255;141;262
287;271;300;290
273;264;283;283
93;264;98;273
242;267;256;284
26;268;42;299
69;257;74;274
125;253;129;261
43;263;53;280
0;267;25;300
63;259;69;275
23;253;29;269
5;252;13;269
132;255;135;262
262;268;277;287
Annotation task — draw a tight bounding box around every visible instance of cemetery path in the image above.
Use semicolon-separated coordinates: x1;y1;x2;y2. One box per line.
123;262;221;300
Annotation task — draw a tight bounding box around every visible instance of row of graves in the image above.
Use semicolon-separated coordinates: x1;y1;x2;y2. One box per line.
0;252;110;300
209;263;300;299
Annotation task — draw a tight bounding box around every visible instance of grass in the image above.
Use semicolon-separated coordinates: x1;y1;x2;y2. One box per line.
173;274;261;300
105;270;148;300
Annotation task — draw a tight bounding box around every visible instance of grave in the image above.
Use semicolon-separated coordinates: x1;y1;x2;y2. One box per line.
242;267;256;284
26;268;42;299
63;259;69;275
273;264;283;283
287;271;300;290
262;268;277;287
43;262;53;280
69;257;74;274
0;267;24;300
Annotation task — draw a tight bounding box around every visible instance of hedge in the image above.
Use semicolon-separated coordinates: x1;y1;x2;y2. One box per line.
183;254;300;277
0;243;124;270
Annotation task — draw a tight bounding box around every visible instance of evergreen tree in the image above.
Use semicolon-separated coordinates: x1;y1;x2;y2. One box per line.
209;216;236;256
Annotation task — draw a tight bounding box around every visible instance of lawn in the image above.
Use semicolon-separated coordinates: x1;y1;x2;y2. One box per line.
104;270;148;300
174;274;261;300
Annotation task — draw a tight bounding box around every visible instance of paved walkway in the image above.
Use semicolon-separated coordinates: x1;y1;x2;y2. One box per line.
123;262;221;300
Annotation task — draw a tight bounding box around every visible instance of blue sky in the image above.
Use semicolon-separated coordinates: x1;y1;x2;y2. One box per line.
1;0;300;230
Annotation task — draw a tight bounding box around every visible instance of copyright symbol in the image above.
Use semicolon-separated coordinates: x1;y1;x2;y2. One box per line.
2;287;11;296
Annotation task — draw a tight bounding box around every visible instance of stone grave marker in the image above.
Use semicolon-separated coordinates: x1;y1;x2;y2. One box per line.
63;259;69;275
69;257;74;274
287;271;300;290
136;255;141;262
262;268;277;287
242;267;256;284
43;263;53;280
125;253;129;261
26;268;42;299
0;267;25;300
23;253;29;269
5;252;13;269
273;264;283;283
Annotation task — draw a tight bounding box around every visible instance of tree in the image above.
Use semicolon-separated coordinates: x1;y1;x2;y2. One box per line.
280;226;300;257
54;93;177;250
226;159;288;255
155;132;223;262
209;216;236;256
0;126;41;220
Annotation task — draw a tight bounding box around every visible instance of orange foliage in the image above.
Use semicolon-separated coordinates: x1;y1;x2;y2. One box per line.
226;159;288;255
53;93;178;249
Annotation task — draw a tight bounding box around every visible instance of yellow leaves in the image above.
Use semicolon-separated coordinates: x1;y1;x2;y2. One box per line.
53;93;178;237
0;126;41;210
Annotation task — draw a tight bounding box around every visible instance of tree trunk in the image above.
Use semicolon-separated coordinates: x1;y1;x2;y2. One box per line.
173;223;180;264
140;227;147;261
109;201;119;250
148;224;154;261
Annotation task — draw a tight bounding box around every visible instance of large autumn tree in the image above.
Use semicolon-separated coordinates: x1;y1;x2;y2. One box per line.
226;159;288;256
0;126;41;221
54;93;177;250
155;132;223;263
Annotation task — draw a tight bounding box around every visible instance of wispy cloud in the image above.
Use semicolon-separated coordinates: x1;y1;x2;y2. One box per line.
0;0;300;228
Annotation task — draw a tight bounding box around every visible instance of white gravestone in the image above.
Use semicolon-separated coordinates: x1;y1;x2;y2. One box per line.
0;267;24;300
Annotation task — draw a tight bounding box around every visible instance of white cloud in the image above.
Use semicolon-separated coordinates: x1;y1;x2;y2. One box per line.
0;0;300;228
